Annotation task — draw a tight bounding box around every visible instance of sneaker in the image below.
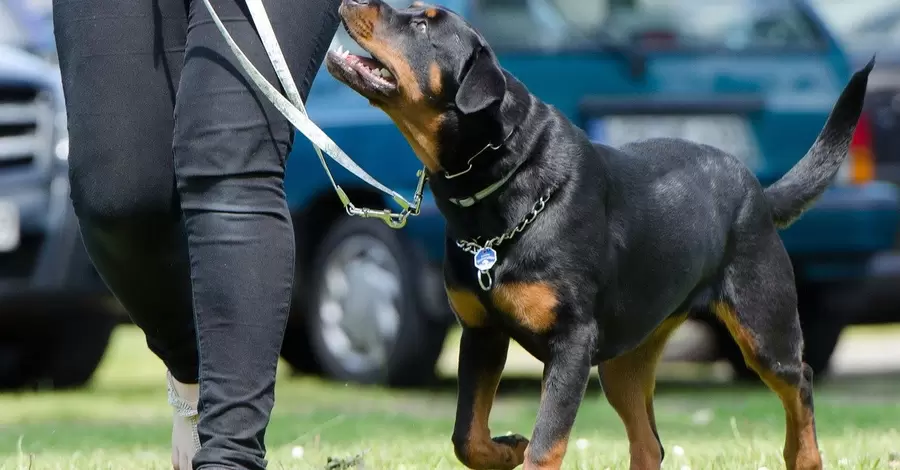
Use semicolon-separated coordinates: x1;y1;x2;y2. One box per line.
167;371;200;469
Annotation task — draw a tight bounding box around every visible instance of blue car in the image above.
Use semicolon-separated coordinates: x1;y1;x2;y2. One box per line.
281;0;899;386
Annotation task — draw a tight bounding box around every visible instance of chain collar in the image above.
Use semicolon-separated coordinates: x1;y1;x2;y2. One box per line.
443;127;521;208
443;127;516;180
455;190;553;291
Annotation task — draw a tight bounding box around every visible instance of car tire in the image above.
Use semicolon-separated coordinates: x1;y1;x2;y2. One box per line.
720;282;845;382
305;215;449;388
280;306;323;375
0;301;115;390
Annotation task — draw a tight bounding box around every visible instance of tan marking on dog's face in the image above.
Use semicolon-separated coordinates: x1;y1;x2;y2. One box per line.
338;1;450;171
425;7;439;18
383;103;442;172
339;3;424;103
429;61;442;95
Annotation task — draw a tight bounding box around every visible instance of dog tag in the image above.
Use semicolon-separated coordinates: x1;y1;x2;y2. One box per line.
473;247;497;271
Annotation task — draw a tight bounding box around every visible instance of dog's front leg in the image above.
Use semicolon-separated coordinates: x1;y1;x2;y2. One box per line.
524;325;597;470
452;326;529;470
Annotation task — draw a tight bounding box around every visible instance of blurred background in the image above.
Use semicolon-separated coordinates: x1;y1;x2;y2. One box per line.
1;0;900;395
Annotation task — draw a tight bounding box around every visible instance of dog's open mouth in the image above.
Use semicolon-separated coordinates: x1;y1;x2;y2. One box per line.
325;42;398;98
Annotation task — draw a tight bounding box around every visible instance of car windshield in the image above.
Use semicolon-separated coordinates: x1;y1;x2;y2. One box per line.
811;0;900;47
474;0;825;51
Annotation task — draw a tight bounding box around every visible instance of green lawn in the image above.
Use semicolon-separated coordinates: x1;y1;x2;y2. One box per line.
1;326;899;469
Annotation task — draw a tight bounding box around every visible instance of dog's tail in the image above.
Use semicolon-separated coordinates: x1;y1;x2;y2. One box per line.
764;57;875;228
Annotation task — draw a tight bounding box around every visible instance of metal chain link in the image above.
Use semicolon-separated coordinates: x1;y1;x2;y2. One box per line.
456;192;551;255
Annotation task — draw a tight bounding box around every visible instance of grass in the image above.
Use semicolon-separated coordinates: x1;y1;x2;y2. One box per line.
1;326;899;469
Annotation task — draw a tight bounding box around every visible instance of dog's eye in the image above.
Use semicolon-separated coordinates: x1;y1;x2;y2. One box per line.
413;19;427;34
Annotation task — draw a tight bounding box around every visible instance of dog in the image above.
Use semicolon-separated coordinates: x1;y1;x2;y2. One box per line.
324;1;873;468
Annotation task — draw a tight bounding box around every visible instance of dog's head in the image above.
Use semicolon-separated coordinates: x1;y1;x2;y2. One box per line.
325;0;507;173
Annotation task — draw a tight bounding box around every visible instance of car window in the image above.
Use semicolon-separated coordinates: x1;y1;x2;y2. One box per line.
811;0;900;46
471;0;826;52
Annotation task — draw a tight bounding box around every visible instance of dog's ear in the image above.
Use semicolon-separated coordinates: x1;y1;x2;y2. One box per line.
454;45;506;114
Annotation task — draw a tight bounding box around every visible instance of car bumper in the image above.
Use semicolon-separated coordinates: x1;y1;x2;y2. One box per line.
779;181;900;281
0;173;105;298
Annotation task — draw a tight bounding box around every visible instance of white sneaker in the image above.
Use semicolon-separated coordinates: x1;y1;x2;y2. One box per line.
167;371;200;470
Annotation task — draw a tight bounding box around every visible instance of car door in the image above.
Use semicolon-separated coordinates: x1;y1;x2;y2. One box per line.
467;0;847;185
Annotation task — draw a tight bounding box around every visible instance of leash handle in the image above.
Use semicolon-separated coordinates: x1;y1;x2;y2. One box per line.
201;0;427;229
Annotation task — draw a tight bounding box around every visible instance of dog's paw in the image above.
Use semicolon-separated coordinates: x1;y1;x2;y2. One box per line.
492;434;529;466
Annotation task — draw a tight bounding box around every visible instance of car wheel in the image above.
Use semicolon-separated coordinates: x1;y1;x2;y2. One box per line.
0;301;115;390
280;305;322;375
306;215;448;388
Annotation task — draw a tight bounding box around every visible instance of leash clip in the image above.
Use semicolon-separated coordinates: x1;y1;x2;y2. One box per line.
341;168;428;229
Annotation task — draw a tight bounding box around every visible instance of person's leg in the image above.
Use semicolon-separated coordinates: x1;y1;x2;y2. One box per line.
51;2;202;467
173;0;340;468
52;0;196;382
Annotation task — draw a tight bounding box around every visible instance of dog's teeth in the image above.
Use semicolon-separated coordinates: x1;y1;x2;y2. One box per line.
341;49;350;58
380;68;393;78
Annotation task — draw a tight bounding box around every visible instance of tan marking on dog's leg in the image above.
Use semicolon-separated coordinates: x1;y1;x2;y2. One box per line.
714;302;821;470
447;287;488;327
600;315;687;469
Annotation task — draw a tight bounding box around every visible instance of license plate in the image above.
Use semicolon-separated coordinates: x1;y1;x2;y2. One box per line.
586;115;761;170
0;200;20;253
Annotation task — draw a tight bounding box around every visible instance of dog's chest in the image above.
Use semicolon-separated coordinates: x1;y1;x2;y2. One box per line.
445;282;560;335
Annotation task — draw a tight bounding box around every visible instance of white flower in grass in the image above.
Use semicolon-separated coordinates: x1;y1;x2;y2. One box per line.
691;408;714;425
575;438;589;450
680;466;691;470
672;445;685;456
290;446;304;459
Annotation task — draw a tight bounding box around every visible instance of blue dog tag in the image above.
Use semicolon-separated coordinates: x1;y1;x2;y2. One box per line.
473;247;497;271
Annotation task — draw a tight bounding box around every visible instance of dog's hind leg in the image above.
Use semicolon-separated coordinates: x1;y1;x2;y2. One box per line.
599;315;687;470
715;231;822;470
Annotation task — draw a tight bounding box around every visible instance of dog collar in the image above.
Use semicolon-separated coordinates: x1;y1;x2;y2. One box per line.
448;155;528;208
443;127;521;208
455;186;556;290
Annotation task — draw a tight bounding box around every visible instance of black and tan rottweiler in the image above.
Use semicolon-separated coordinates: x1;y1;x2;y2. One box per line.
324;1;873;469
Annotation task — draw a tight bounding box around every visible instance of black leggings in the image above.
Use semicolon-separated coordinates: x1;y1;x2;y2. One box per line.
52;0;341;467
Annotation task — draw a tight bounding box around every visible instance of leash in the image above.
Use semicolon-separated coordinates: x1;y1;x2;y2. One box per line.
201;0;427;229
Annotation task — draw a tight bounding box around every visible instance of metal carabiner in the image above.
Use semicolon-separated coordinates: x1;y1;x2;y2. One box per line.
339;167;428;230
